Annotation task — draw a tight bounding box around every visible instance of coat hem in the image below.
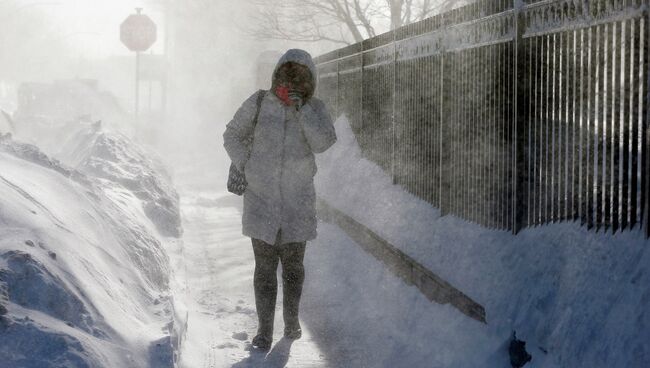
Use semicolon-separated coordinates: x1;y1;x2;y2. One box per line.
242;227;316;246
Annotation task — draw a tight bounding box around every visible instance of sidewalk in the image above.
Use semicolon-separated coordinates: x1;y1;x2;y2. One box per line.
175;189;329;368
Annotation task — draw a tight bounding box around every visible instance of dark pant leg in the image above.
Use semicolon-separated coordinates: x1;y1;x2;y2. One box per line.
278;242;306;329
252;238;280;337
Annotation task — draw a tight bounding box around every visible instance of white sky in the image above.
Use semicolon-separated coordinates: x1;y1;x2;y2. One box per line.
20;0;167;58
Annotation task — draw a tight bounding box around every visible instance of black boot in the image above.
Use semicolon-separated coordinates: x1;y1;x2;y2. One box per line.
252;333;273;350
284;323;302;340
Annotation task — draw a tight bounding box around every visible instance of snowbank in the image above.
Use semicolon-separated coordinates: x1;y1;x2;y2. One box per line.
56;123;182;238
313;116;650;367
0;134;184;367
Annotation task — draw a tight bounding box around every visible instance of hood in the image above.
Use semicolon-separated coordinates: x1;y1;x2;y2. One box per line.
272;49;317;94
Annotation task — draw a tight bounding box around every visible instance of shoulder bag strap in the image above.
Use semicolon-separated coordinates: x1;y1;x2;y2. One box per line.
252;89;266;129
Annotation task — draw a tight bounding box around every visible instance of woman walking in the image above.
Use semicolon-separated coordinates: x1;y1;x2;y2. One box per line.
223;49;337;350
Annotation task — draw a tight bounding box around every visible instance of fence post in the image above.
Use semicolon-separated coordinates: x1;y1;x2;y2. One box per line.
360;47;365;156
392;32;398;185
440;14;451;217
336;51;340;119
641;8;650;238
513;0;530;234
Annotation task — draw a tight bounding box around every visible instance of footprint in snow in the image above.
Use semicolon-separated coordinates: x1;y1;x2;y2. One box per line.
217;342;238;349
232;331;248;341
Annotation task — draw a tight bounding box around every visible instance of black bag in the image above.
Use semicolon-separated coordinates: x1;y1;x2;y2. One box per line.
227;90;266;195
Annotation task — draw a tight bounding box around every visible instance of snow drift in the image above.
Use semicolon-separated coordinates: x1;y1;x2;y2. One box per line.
0;132;184;368
56;122;183;238
312;116;650;367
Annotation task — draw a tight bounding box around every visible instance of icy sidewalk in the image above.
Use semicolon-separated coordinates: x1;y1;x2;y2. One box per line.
175;190;329;368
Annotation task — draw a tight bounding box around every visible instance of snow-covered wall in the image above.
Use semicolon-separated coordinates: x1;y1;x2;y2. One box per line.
314;116;650;367
0;133;184;367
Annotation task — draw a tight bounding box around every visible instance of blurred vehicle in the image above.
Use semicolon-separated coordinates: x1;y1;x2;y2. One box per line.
15;79;125;125
12;79;131;148
0;110;13;135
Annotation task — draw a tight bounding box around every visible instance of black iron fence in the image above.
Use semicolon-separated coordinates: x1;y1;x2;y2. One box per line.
314;0;650;237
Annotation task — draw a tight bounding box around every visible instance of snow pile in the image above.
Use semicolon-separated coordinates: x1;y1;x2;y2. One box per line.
10;114;182;239
0;134;184;367
55;123;182;238
313;116;650;367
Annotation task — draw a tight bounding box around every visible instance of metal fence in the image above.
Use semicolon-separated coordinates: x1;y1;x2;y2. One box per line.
314;0;650;237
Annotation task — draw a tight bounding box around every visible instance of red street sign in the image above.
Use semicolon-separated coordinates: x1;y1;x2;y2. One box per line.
120;12;157;52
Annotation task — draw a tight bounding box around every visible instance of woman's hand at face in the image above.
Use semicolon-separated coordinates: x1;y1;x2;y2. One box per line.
288;89;304;108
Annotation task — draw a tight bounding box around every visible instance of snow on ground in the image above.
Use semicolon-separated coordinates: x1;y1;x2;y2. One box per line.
172;181;329;368
301;221;498;368
4;107;643;367
310;115;650;367
0;133;184;367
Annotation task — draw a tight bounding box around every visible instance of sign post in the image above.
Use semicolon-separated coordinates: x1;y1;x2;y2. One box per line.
120;8;157;122
135;50;140;121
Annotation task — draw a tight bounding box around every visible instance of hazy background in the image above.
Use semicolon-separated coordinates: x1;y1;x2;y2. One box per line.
0;0;336;184
0;0;461;186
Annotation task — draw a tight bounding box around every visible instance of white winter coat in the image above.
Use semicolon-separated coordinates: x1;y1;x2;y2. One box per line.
223;49;337;245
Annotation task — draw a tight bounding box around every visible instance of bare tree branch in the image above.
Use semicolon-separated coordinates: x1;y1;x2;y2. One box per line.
353;0;376;38
246;0;460;45
387;0;402;29
402;0;413;25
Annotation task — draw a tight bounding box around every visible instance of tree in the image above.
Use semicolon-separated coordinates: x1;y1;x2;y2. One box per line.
247;0;459;45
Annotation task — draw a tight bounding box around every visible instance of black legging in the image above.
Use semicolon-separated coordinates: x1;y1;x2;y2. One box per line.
252;231;306;337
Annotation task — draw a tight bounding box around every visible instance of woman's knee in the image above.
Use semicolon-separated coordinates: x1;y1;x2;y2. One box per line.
282;261;305;285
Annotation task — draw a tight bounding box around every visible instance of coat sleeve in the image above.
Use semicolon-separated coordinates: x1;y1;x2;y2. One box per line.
223;91;262;172
299;98;337;154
